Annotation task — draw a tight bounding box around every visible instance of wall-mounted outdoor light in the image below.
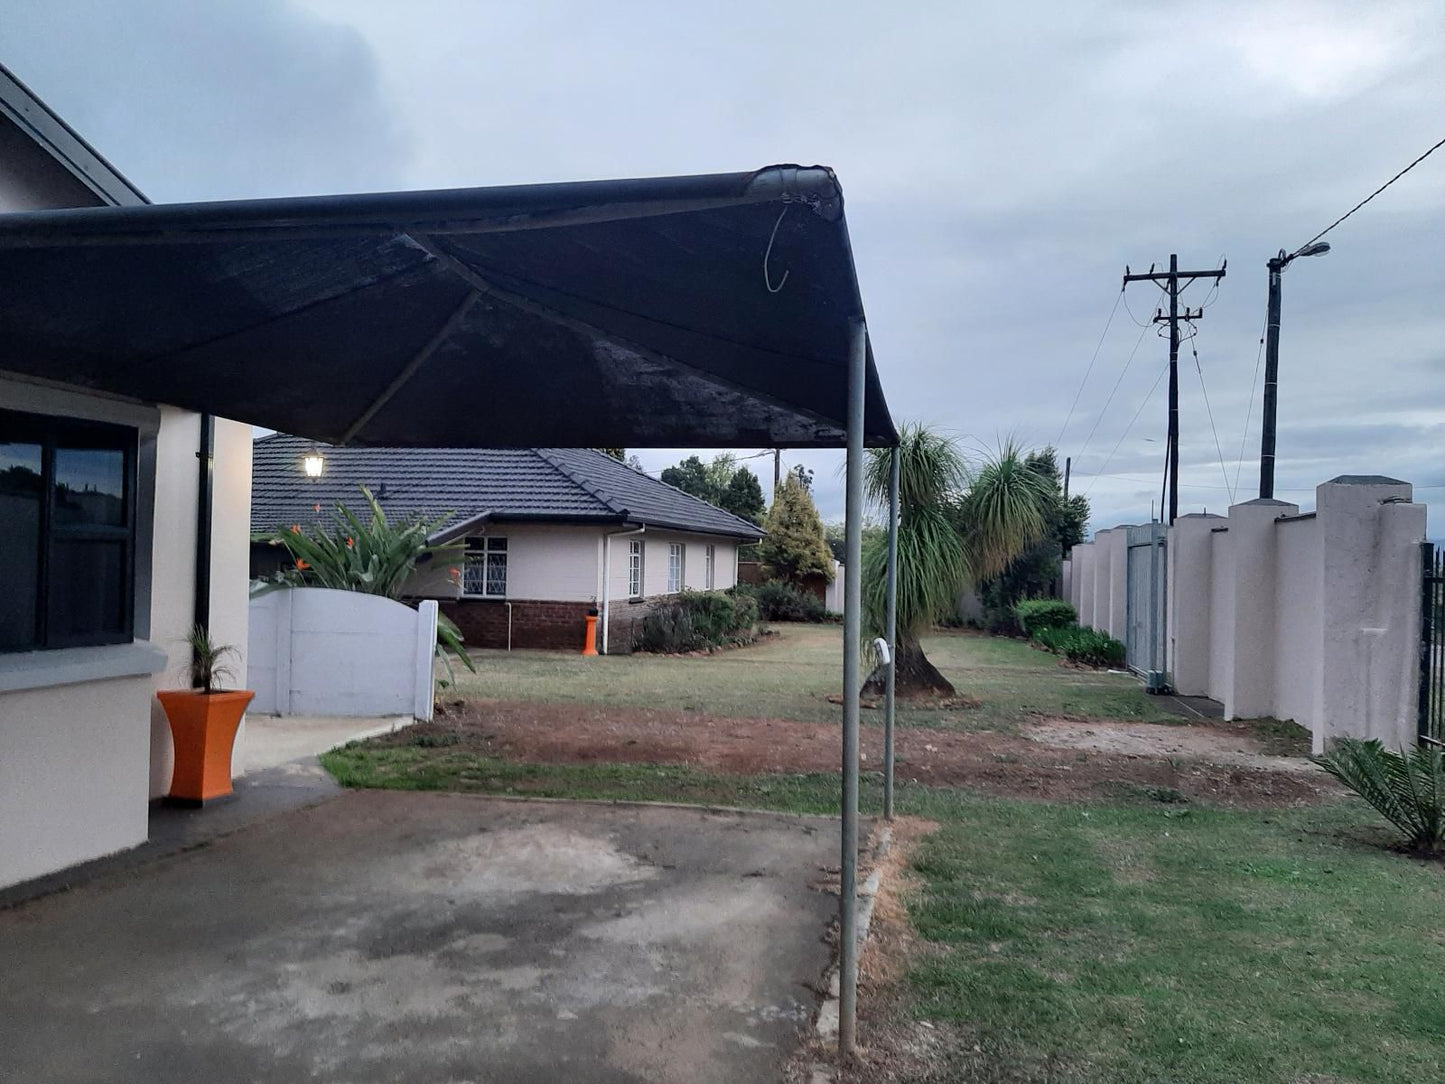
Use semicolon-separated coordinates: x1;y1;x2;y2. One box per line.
302;450;325;478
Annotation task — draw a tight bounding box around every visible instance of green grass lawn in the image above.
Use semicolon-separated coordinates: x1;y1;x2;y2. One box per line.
451;622;1177;733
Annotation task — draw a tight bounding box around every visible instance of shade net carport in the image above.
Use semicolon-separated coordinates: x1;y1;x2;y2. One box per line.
0;165;894;450
0;164;899;1054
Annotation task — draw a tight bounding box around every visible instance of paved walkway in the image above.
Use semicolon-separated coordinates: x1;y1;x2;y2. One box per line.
240;713;410;773
0;794;836;1083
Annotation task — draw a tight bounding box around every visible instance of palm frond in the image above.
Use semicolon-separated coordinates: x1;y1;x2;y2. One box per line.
1314;738;1444;852
961;439;1052;579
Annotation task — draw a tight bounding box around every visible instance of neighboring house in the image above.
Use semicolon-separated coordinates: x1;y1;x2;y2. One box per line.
0;67;252;890
250;435;764;652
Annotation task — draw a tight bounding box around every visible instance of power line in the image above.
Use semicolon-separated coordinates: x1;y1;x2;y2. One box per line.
1122;283;1165;327
1186;321;1235;503
1055;291;1124;448
1073;317;1155;470
1295;135;1445;253
1233;312;1269;497
1083;361;1169;499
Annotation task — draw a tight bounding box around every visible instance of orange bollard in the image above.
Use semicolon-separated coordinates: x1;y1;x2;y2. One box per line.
582;612;599;656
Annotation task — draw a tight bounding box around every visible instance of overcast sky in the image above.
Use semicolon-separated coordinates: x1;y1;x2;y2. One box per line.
7;0;1442;533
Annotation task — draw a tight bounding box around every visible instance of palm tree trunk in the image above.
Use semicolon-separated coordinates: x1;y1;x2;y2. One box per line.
864;632;956;697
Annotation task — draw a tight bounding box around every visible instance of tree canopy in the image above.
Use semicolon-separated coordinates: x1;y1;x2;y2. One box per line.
759;471;835;586
660;452;766;524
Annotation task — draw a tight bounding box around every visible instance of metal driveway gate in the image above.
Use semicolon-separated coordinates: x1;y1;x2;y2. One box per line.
1421;542;1443;747
1125;523;1168;691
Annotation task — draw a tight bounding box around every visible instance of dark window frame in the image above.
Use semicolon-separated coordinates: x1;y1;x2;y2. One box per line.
0;408;137;653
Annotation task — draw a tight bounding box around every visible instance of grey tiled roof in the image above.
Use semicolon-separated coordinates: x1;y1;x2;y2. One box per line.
251;435;764;540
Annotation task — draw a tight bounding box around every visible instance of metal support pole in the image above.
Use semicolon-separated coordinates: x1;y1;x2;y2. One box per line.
1260;253;1285;499
838;318;867;1056
883;445;900;821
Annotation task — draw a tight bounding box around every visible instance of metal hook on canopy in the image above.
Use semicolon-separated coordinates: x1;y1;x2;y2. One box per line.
763;204;790;293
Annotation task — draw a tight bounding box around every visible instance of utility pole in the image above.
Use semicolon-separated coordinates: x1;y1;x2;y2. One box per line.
1122;254;1226;524
1062;455;1071;499
773;448;781;498
1259;242;1329;498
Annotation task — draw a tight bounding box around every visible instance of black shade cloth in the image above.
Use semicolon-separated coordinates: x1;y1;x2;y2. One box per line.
0;165;896;448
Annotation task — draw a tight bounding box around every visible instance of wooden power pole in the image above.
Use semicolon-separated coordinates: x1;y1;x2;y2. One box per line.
1122;254;1226;524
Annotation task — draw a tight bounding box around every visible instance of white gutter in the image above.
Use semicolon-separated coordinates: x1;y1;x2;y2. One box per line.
600;524;646;655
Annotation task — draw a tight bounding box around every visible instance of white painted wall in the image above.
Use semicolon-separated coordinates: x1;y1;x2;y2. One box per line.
0;100;251;889
1071;476;1427;747
0;676;154;888
249;588;436;720
1273;517;1322;728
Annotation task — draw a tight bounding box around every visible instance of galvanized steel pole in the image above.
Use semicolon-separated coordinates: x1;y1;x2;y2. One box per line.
838;318;867;1055
883;445;900;820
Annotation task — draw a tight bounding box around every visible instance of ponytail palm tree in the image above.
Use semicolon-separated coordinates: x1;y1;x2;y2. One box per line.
861;427;1050;696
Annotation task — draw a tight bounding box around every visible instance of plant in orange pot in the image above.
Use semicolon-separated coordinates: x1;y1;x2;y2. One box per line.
156;625;254;806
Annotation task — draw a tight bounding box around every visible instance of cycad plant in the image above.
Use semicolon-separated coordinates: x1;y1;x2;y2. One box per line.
860;427;1051;696
255;486;475;675
1314;738;1444;854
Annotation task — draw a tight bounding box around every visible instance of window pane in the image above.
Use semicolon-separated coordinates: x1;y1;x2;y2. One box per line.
0;442;42;649
53;447;126;527
463;553;487;595
486;552;507;596
47;538;126;642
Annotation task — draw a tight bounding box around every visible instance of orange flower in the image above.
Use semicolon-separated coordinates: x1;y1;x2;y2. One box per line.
290;524;301;534
314;503;321;513
295;559;310;570
448;567;461;579
346;537;354;548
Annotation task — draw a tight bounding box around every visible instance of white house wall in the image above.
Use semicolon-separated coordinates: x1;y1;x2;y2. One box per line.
0;381;253;889
604;531;740;602
408;524;743;605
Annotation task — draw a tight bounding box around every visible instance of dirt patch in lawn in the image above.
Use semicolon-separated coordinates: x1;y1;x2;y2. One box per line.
1025;719;1321;774
406;700;1337;809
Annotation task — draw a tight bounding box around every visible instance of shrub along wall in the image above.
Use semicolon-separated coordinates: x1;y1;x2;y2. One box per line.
633;590;762;653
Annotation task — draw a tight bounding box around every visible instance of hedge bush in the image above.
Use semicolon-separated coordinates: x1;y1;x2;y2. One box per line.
731;580;840;624
1014;599;1078;638
634;590;761;653
1032;624;1126;668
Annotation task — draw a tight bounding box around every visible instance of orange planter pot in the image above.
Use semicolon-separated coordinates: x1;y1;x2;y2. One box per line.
156;689;254;805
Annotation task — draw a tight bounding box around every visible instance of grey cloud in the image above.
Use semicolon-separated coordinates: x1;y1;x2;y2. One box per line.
5;0;410;200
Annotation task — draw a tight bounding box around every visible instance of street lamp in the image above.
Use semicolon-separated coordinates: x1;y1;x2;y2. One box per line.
1259;241;1330;498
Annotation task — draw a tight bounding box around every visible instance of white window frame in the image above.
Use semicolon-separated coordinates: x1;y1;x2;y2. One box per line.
628;539;643;599
667;542;684;593
463;536;508;598
704;544;716;590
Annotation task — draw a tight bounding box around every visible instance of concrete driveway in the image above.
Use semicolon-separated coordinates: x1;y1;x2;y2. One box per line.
0;793;836;1083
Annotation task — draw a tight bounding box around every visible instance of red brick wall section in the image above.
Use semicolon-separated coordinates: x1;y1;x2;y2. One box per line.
440;599;595;652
